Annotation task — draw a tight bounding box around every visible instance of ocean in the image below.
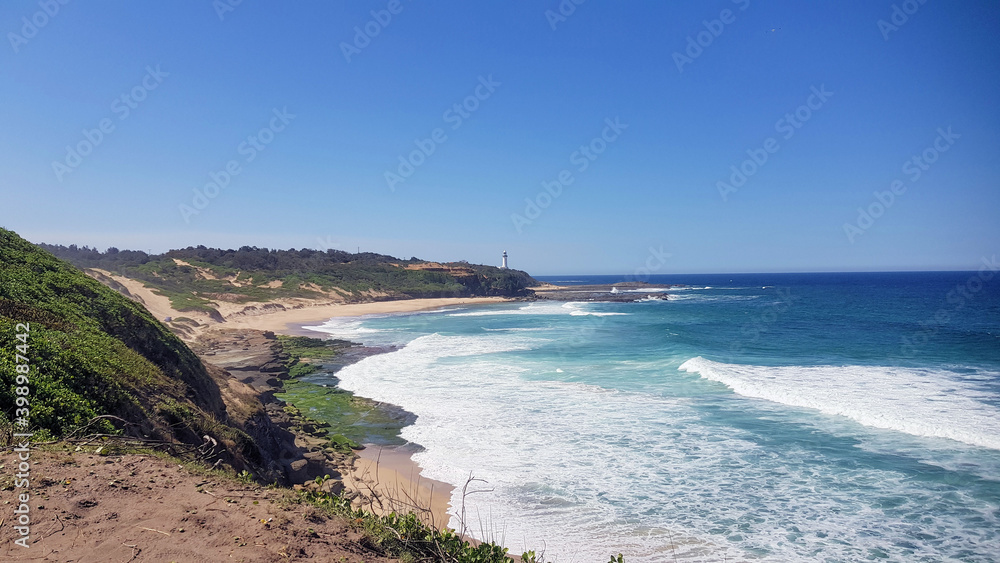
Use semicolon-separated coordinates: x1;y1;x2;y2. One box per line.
303;272;1000;562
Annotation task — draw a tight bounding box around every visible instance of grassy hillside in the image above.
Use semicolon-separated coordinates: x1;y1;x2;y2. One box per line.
0;228;262;468
41;244;536;317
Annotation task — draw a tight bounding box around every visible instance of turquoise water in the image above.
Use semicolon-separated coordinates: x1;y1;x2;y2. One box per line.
306;272;1000;561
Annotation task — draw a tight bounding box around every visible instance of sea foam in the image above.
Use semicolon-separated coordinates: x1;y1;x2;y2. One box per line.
333;329;1000;561
678;357;1000;450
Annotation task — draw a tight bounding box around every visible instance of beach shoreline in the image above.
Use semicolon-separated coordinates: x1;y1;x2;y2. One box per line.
87;268;516;338
250;298;503;530
345;445;456;531
227;296;513;333
196;322;462;530
99;267;511;531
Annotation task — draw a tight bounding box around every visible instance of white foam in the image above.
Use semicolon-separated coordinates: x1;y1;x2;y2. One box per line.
303;317;403;343
568;311;627;316
335;339;752;560
328;323;1000;562
667;294;760;302
623;288;671;293
562;302;629;316
336;334;1000;561
448;302;568;317
449;301;629;318
678;357;1000;450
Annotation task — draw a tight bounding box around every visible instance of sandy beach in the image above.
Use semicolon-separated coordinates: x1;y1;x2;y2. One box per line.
89;268;512;337
224;296;512;334
222;297;493;532
87;269;500;531
345;446;455;530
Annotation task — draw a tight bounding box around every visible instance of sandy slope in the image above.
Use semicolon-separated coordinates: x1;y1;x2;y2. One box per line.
78;271;498;536
86;269;511;338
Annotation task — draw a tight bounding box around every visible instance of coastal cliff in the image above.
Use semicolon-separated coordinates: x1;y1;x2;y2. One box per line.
0;228;542;561
40;244;537;317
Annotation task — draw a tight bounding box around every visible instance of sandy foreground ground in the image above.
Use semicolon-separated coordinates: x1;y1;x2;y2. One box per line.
0;451;397;562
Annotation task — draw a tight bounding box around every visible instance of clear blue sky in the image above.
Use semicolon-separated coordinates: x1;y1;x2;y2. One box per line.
2;1;998;275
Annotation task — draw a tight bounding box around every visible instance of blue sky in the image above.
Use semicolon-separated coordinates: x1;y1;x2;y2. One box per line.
2;1;998;275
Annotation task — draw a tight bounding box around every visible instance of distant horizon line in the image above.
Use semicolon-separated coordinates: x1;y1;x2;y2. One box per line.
533;269;994;277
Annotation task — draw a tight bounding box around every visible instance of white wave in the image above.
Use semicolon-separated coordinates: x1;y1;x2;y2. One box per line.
335;337;753;560
568;311;628;316
678;357;1000;450
560;302;629;317
623;288;671;293
448;302;567;317
303;318;400;342
427;306;467;313
668;294;760;302
336;333;1000;561
449;301;628;318
304;306;472;343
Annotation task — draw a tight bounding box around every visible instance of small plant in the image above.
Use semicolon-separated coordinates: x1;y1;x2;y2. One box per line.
236;470;254;484
294;488;514;563
608;554;625;563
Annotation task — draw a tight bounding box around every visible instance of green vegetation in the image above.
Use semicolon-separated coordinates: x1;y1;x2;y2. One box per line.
296;486;625;563
0;230;620;561
296;487;511;562
279;334;345;378
274;335;407;451
0;228;258;466
277;381;406;451
41;243;536;317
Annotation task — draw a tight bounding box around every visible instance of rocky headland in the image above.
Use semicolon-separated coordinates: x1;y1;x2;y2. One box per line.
532;281;677;302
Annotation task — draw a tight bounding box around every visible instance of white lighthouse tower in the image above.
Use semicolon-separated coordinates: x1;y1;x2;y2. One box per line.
501;250;508;269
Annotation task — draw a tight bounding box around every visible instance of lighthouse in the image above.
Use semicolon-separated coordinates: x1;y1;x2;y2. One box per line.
501;250;508;269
